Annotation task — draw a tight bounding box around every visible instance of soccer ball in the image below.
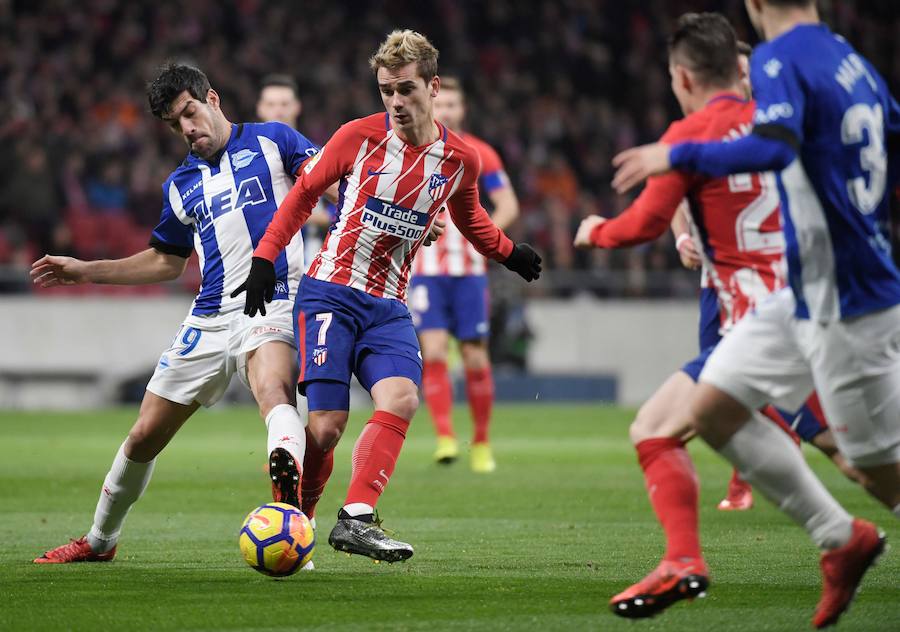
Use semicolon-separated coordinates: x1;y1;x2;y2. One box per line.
239;502;315;577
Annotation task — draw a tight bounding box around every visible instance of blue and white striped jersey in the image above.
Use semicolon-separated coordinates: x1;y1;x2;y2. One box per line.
151;122;318;316
750;24;900;321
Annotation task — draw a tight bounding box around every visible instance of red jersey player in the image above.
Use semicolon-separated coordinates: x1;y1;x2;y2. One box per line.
574;13;785;617
409;76;521;472
234;30;541;562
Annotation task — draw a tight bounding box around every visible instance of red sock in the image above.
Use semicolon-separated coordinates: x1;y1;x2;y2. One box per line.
728;468;750;491
345;411;410;508
301;427;334;519
423;360;454;437
636;438;702;562
465;366;494;444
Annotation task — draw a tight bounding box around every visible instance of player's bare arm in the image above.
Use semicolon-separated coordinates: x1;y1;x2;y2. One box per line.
487;186;519;232
31;248;187;288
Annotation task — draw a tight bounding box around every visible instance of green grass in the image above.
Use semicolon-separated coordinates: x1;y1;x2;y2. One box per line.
0;405;897;631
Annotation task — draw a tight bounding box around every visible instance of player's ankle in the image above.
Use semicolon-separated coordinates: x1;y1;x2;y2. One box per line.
87;530;117;554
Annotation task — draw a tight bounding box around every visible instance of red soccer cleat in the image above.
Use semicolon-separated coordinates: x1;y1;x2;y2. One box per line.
812;519;886;629
717;470;753;511
610;558;709;618
34;536;116;564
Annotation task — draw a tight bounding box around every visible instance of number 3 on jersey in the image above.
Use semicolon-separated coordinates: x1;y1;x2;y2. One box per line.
841;103;886;215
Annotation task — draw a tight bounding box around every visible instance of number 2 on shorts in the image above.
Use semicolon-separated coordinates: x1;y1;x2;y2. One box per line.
315;313;333;346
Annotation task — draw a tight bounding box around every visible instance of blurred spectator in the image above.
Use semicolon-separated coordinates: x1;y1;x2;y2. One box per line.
0;0;896;298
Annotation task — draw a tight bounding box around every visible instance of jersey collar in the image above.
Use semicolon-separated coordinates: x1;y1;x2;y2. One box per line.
706;91;748;107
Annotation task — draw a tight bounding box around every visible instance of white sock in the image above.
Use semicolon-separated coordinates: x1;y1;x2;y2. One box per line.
87;442;155;553
266;403;306;467
718;413;853;550
342;502;374;518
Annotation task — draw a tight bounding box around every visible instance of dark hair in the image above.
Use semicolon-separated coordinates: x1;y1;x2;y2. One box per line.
737;41;753;57
668;13;739;88
147;63;211;119
439;75;464;97
765;0;815;7
260;74;299;98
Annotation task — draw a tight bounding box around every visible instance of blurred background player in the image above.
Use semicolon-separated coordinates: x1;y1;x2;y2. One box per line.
409;76;521;473
256;73;303;127
257;74;335;269
613;0;900;626
235;29;541;562
32;63;318;564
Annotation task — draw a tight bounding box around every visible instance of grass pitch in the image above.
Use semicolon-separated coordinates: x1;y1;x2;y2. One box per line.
1;404;897;631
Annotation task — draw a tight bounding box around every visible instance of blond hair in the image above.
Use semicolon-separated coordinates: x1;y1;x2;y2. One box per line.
369;29;439;81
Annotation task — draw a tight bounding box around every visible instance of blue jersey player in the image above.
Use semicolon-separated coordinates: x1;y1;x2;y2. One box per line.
612;1;898;627
31;64;329;566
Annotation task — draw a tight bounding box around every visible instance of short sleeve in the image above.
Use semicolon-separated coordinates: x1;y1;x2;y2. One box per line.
749;48;805;145
149;180;194;257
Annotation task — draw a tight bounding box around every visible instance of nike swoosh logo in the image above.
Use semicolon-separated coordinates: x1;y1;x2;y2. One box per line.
367;168;392;177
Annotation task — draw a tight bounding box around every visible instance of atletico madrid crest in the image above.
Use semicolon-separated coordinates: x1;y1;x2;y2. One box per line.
428;173;448;201
313;346;327;366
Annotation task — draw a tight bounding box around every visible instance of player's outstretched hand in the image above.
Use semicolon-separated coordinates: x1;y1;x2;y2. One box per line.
574;215;606;249
231;257;276;317
502;243;541;282
423;217;446;247
611;143;672;193
30;255;90;287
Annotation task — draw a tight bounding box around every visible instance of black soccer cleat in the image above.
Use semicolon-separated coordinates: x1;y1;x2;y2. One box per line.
269;447;300;509
328;510;414;563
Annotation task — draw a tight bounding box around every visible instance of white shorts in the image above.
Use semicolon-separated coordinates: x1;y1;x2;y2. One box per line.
146;301;296;407
701;288;900;467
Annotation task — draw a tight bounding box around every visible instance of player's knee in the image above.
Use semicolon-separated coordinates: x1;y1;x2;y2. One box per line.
254;381;295;419
315;425;344;452
420;343;448;363
124;427;161;462
308;410;349;451
629;402;668;444
460;342;489;370
378;388;418;421
419;331;449;362
390;390;419;421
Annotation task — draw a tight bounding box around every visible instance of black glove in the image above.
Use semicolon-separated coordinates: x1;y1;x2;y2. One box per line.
502;243;542;281
231;257;276;316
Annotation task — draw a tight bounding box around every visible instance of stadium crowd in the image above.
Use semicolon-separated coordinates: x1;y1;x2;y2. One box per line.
1;0;897;296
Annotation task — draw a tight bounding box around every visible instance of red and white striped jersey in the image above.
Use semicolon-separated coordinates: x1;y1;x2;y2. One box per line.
255;113;513;301
413;132;511;277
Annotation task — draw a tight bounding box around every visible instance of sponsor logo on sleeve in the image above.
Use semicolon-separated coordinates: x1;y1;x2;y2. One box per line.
303;151;323;174
763;58;782;78
753;102;794;125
